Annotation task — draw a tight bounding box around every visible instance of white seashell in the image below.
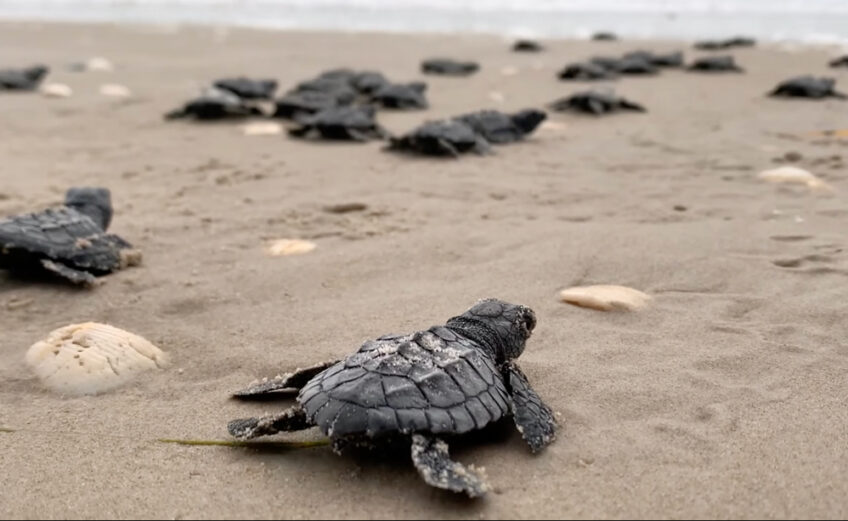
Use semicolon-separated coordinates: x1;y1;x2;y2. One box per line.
500;66;519;76
266;239;317;256
40;83;72;98
539;120;567;132
26;323;167;396
758;166;831;191
99;84;132;98
242;121;283;136
488;91;505;103
87;57;114;71
559;285;652;311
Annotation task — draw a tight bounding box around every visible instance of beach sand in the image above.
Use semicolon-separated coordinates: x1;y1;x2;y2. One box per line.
1;21;847;519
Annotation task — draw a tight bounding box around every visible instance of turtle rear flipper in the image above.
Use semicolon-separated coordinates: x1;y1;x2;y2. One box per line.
41;259;97;286
410;434;489;498
232;359;341;399
506;362;557;453
164;108;188;120
228;406;312;440
621;99;647;112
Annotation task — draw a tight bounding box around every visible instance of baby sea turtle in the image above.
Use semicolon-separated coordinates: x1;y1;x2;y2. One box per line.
228;299;556;497
421;58;480;77
352;71;391;95
513;39;544;52
289;105;388;141
623;50;684;68
213;77;278;100
165;87;263;120
550;90;645;115
687;55;743;73
389;120;490;157
694;37;755;51
592;32;618;41
370;82;428;110
558;62;617;81
0;65;49;91
0;188;139;286
273;90;355;120
830;56;848;68
768;76;846;100
614;57;658;75
455;109;547;144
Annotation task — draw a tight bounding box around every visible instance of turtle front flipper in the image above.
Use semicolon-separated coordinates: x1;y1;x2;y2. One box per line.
506;362;557;453
40;259;97;286
232;359;341;399
410;434;489;498
228;405;312;440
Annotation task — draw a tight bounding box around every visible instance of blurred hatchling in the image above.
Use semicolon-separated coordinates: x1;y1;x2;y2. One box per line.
228;299;556;497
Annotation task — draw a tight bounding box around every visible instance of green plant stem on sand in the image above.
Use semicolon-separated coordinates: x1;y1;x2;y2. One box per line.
156;438;329;449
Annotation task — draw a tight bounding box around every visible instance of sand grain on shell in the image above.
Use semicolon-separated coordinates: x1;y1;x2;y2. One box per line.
25;322;167;396
559;285;652;311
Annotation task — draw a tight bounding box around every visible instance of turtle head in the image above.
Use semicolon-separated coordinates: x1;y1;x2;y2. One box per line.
511;109;547;134
446;299;536;364
25;65;49;82
65;187;113;230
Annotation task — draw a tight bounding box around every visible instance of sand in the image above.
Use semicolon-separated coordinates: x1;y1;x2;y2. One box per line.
1;21;847;520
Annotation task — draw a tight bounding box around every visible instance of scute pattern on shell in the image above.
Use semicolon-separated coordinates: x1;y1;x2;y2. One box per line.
298;327;511;439
26;322;167;396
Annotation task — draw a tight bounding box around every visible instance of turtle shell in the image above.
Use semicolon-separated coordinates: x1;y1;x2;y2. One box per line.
297;326;511;439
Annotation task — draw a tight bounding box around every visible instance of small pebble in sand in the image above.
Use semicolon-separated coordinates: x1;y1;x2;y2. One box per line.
40;83;72;98
500;66;519;76
758;166;830;190
100;83;132;98
488;91;506;103
784;151;803;162
266;239;317;256
323;203;368;214
673;205;688;212
26;322;167;396
241;121;283;136
86;57;115;72
559;285;652;311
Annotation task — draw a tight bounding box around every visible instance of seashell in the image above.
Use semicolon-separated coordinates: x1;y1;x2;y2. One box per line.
539;120;567;132
559;285;652;311
266;239;317;257
40;83;72;98
241;121;283;136
26;322;167;396
86;57;114;71
99;83;132;98
757;166;831;191
500;66;519;76
488;91;505;103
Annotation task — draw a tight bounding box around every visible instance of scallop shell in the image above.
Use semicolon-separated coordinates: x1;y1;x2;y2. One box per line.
559;285;652;311
758;166;831;191
242;121;283;136
99;84;132;98
26;323;167;396
40;83;72;98
266;239;317;256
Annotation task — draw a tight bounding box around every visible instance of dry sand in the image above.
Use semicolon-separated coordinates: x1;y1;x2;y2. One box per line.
1;21;848;519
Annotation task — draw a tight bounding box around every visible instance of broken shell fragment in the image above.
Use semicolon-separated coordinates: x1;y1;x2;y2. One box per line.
758;166;831;190
100;84;132;98
26;322;167;396
266;239;317;257
87;57;115;71
40;83;73;98
559;285;652;311
241;121;283;136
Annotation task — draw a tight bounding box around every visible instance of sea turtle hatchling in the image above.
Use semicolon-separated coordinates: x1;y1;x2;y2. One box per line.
687;55;744;73
455;109;547;144
623;50;684;68
512;39;544;52
213;77;278;100
369;82;428;110
228;299;556;497
421;58;480;77
273;89;356;119
558;62;617;81
0;65;49;91
830;56;848;68
549;89;646;115
768;76;846;100
165;87;264;120
0;188;140;285
289;105;388;141
388;119;491;157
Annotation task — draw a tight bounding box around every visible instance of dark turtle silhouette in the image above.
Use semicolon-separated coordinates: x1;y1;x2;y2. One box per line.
830;56;848;68
228;299;556;498
0;188;140;286
589;56;621;70
352;71;391;95
614;57;658;75
687;55;743;73
592;32;618;41
370;82;428;110
550;90;645;115
421;58;480;76
513;39;544;52
695;37;755;51
165;87;263;120
623;50;684;68
455;109;547;144
273;89;356;120
213;77;278;100
768;76;846;100
289;105;387;141
294;77;358;99
558;62;617;81
389;120;490;157
0;65;49;91
316;68;358;82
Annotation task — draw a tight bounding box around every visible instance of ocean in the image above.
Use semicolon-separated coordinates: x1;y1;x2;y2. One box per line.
1;0;847;44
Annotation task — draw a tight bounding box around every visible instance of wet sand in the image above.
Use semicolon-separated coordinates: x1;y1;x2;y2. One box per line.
1;21;848;519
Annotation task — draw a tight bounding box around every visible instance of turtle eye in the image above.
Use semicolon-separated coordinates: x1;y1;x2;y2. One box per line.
520;308;536;335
